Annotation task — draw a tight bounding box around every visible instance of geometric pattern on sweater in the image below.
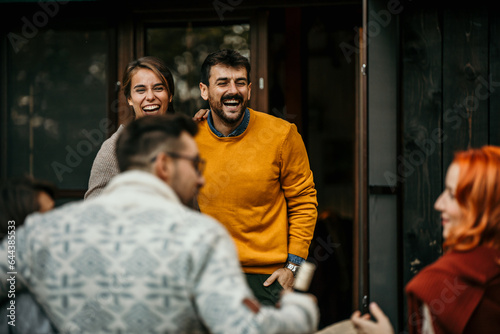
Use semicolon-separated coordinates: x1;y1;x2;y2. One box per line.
0;170;319;334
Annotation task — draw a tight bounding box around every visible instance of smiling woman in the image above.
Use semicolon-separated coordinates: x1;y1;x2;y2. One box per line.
84;56;176;199
126;68;172;118
122;56;175;118
434;162;462;240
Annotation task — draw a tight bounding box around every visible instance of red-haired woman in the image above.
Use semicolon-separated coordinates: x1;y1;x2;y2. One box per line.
352;145;500;334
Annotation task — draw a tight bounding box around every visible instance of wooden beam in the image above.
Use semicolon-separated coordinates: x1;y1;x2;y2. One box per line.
117;19;136;129
250;10;269;113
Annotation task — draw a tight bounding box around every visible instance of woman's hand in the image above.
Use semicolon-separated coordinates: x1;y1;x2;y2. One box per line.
193;109;210;122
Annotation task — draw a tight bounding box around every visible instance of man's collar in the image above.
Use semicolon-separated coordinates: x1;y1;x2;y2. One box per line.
207;108;250;137
103;170;181;204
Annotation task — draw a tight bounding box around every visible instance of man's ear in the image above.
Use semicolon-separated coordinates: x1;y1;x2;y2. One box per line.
153;153;173;183
247;82;252;101
200;83;209;101
128;97;133;106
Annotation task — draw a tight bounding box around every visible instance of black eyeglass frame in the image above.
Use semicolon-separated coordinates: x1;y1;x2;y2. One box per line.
151;151;206;175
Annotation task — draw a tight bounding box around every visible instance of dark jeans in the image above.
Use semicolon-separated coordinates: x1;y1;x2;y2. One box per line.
0;292;56;334
245;273;283;306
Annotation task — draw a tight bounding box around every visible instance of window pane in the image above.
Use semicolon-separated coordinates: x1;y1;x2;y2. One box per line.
6;28;109;190
146;23;250;116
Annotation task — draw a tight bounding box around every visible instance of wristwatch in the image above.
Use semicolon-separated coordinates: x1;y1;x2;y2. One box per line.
284;262;300;277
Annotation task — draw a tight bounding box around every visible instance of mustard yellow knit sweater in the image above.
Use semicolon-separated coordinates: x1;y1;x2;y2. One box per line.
196;109;318;274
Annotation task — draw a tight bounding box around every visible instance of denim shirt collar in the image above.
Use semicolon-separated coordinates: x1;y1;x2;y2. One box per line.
207;108;250;137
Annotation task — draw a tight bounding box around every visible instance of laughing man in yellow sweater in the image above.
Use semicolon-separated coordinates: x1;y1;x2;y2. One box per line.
196;49;318;306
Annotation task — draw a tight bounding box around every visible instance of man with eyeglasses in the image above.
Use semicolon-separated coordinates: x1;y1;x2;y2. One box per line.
0;114;319;333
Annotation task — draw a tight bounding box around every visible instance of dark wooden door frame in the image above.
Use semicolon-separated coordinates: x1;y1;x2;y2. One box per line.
115;10;270;126
354;0;369;314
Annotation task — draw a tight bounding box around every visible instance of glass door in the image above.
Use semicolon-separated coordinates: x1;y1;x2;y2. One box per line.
145;22;251;117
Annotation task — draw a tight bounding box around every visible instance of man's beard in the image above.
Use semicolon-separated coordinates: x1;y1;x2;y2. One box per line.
209;93;248;126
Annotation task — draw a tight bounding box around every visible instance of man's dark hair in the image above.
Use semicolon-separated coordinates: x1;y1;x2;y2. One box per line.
0;176;56;239
200;49;251;86
116;114;198;172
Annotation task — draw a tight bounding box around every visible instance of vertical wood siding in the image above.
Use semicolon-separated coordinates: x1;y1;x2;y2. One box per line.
401;4;494;328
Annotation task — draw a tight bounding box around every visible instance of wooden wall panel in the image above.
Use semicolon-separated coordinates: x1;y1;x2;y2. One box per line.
401;6;494;331
490;11;500;146
442;8;489;168
401;7;443;285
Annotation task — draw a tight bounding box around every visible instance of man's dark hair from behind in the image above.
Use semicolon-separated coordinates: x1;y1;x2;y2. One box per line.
0;176;56;239
116;113;198;172
200;49;251;86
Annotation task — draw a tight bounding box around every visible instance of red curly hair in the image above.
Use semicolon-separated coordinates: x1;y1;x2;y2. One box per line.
443;145;500;252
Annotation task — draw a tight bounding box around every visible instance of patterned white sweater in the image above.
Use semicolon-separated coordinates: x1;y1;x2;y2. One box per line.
0;170;318;333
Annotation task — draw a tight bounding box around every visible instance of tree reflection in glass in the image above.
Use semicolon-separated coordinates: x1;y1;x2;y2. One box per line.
147;23;250;116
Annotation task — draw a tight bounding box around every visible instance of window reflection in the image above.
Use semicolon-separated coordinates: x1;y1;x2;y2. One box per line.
146;23;250;116
6;29;108;189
